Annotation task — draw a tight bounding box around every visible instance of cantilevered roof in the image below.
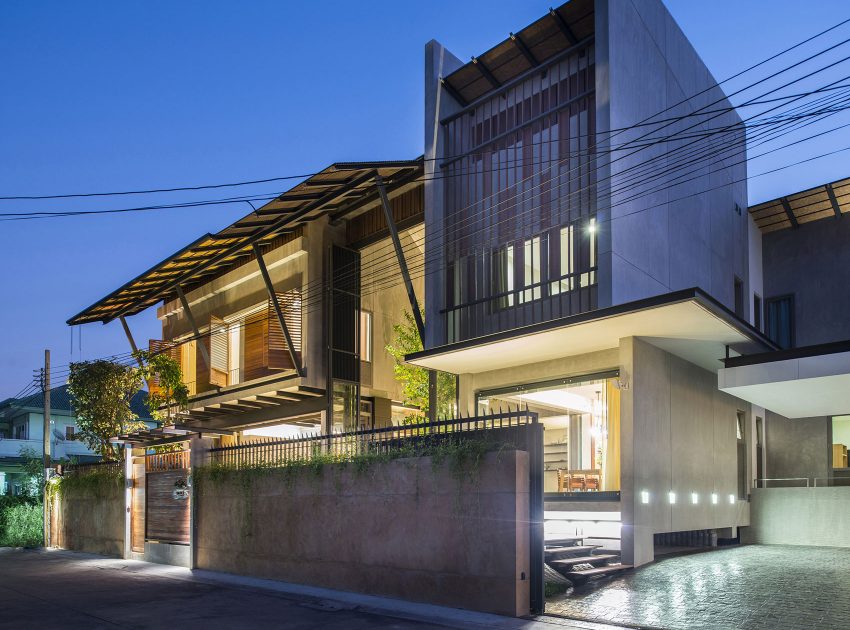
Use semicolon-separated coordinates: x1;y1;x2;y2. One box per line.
748;175;850;233
441;0;594;107
68;159;422;325
406;289;777;374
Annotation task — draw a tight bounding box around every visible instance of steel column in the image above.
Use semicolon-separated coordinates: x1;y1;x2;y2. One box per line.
252;243;304;377
176;286;211;367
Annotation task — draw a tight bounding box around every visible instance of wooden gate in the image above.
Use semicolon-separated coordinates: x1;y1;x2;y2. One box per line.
145;450;191;544
131;456;146;553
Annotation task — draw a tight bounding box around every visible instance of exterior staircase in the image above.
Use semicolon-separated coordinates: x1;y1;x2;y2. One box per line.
545;537;632;585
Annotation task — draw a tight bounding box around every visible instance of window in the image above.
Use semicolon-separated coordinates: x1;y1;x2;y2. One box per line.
737;410;747;500
753;294;762;331
550;225;574;295
359;310;373;362
766;295;794;349
491;244;515;309
522;236;542;303
831;416;850;470
65;426;76;441
734;277;744;318
579;217;597;288
13;423;26;440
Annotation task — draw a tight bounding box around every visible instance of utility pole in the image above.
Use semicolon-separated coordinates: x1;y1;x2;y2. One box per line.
42;349;50;548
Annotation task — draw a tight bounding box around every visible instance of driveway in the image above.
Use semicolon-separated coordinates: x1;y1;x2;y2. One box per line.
0;548;614;630
547;545;850;630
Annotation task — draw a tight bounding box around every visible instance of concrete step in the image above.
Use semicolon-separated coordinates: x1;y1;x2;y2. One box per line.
550;554;618;568
544;545;601;558
566;564;633;582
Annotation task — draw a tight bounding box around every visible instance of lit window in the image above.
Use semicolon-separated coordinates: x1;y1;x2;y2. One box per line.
491;244;515;309
580;217;597;288
359;311;373;362
551;225;574;295
522;236;541;303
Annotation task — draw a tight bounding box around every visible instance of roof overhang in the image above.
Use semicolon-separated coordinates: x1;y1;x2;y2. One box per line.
406;289;776;375
719;341;850;418
68;159;422;326
749;175;850;233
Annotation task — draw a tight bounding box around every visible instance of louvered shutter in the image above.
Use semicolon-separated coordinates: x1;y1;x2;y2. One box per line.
268;290;301;371
148;340;181;395
243;310;269;382
209;316;228;387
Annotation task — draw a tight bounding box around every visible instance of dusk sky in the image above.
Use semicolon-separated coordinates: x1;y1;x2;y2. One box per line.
1;0;849;399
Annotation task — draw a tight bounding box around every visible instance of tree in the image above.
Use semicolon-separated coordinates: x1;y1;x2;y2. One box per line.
134;349;189;424
67;360;145;461
385;309;456;417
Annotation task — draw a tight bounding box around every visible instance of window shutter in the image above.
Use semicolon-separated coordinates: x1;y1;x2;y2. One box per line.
268;290;301;371
209;316;228;387
243;310;268;381
148;340;181;394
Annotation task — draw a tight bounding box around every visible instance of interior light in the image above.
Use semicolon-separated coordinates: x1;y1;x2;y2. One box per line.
728;494;736;505
640;490;650;504
691;492;699;505
587;219;597;234
711;493;718;505
668;491;676;504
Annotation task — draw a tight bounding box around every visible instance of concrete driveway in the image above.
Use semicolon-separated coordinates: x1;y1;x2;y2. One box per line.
0;548;613;630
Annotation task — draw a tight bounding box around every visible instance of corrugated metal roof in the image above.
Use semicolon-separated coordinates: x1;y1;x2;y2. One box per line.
0;384;153;420
749;176;850;232
441;0;594;106
67;159;423;325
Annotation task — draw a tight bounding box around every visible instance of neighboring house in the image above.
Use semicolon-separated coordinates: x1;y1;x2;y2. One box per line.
0;385;155;495
62;0;850;597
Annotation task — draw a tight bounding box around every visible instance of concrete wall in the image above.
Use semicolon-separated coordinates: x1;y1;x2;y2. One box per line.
762;214;850;346
620;337;751;566
743;487;850;546
50;484;124;557
765;411;831;482
596;0;750;314
195;451;530;617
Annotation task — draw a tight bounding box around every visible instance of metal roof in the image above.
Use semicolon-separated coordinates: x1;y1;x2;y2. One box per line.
748;175;850;233
441;0;594;107
0;384;153;420
67;159;423;325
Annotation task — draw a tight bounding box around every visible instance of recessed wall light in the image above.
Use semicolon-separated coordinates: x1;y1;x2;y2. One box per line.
668;491;676;504
640;490;650;504
711;493;718;505
729;494;736;505
691;492;699;505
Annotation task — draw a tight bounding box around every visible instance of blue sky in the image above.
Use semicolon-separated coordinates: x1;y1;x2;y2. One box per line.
1;0;849;397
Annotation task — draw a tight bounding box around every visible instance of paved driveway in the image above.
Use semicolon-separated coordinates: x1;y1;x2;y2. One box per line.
0;548;612;630
547;545;850;630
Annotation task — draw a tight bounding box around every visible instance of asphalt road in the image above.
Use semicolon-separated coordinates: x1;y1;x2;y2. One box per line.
0;548;455;630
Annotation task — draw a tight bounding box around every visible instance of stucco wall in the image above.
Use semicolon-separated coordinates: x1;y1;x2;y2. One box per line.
742;487;850;546
195;451;530;617
596;0;750;313
50;484;124;557
621;337;751;566
762;214;850;346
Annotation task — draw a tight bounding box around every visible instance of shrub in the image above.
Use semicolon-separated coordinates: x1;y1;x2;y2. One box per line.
0;496;42;547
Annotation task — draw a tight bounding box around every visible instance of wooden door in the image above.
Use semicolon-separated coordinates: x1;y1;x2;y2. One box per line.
131;457;145;553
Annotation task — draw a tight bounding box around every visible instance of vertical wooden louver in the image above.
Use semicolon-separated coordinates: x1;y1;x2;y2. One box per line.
209;315;228;387
243;310;269;382
268;289;302;371
148;339;181;396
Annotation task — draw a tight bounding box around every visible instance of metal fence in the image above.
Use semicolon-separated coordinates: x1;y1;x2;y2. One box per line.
62;460;123;477
207;408;538;469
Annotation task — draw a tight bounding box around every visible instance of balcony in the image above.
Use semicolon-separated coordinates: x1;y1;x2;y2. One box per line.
0;438;42;458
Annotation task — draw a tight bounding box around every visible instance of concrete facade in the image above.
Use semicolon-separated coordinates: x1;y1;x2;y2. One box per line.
743;487;850;546
596;0;750;315
764;412;831;482
194;451;531;617
762;214;850;346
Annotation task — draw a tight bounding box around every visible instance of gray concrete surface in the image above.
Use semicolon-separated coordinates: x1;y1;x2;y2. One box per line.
743;487;850;546
547;545;850;630
0;548;617;630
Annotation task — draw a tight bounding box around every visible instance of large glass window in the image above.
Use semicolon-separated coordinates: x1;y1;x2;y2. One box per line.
522;236;542;303
832;416;850;470
477;371;621;495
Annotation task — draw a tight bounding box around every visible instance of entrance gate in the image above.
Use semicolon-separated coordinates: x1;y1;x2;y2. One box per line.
145;450;191;545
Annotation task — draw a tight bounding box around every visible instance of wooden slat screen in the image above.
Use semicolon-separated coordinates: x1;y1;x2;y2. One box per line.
209;315;228;387
145;469;191;545
243;310;268;382
131;458;145;553
268;290;301;371
148;339;181;395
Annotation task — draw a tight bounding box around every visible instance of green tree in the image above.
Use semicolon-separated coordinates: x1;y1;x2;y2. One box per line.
67;360;145;461
385;309;456;417
17;446;44;498
134;349;189;424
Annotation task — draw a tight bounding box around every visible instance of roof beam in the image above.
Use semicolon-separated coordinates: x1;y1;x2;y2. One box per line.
826;183;842;218
440;78;468;107
471;57;500;89
780;197;799;228
549;7;577;45
510;32;539;67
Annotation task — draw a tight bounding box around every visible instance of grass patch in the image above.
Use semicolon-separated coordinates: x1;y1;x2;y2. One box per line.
0;496;42;547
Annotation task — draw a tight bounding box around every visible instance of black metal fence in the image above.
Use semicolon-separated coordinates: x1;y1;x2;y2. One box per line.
206;408;538;468
61;460;123;477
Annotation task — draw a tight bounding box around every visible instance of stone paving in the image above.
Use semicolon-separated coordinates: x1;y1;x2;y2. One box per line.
546;545;850;630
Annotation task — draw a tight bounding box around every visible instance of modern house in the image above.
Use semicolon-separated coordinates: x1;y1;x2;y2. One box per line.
58;0;850;617
0;385;154;495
